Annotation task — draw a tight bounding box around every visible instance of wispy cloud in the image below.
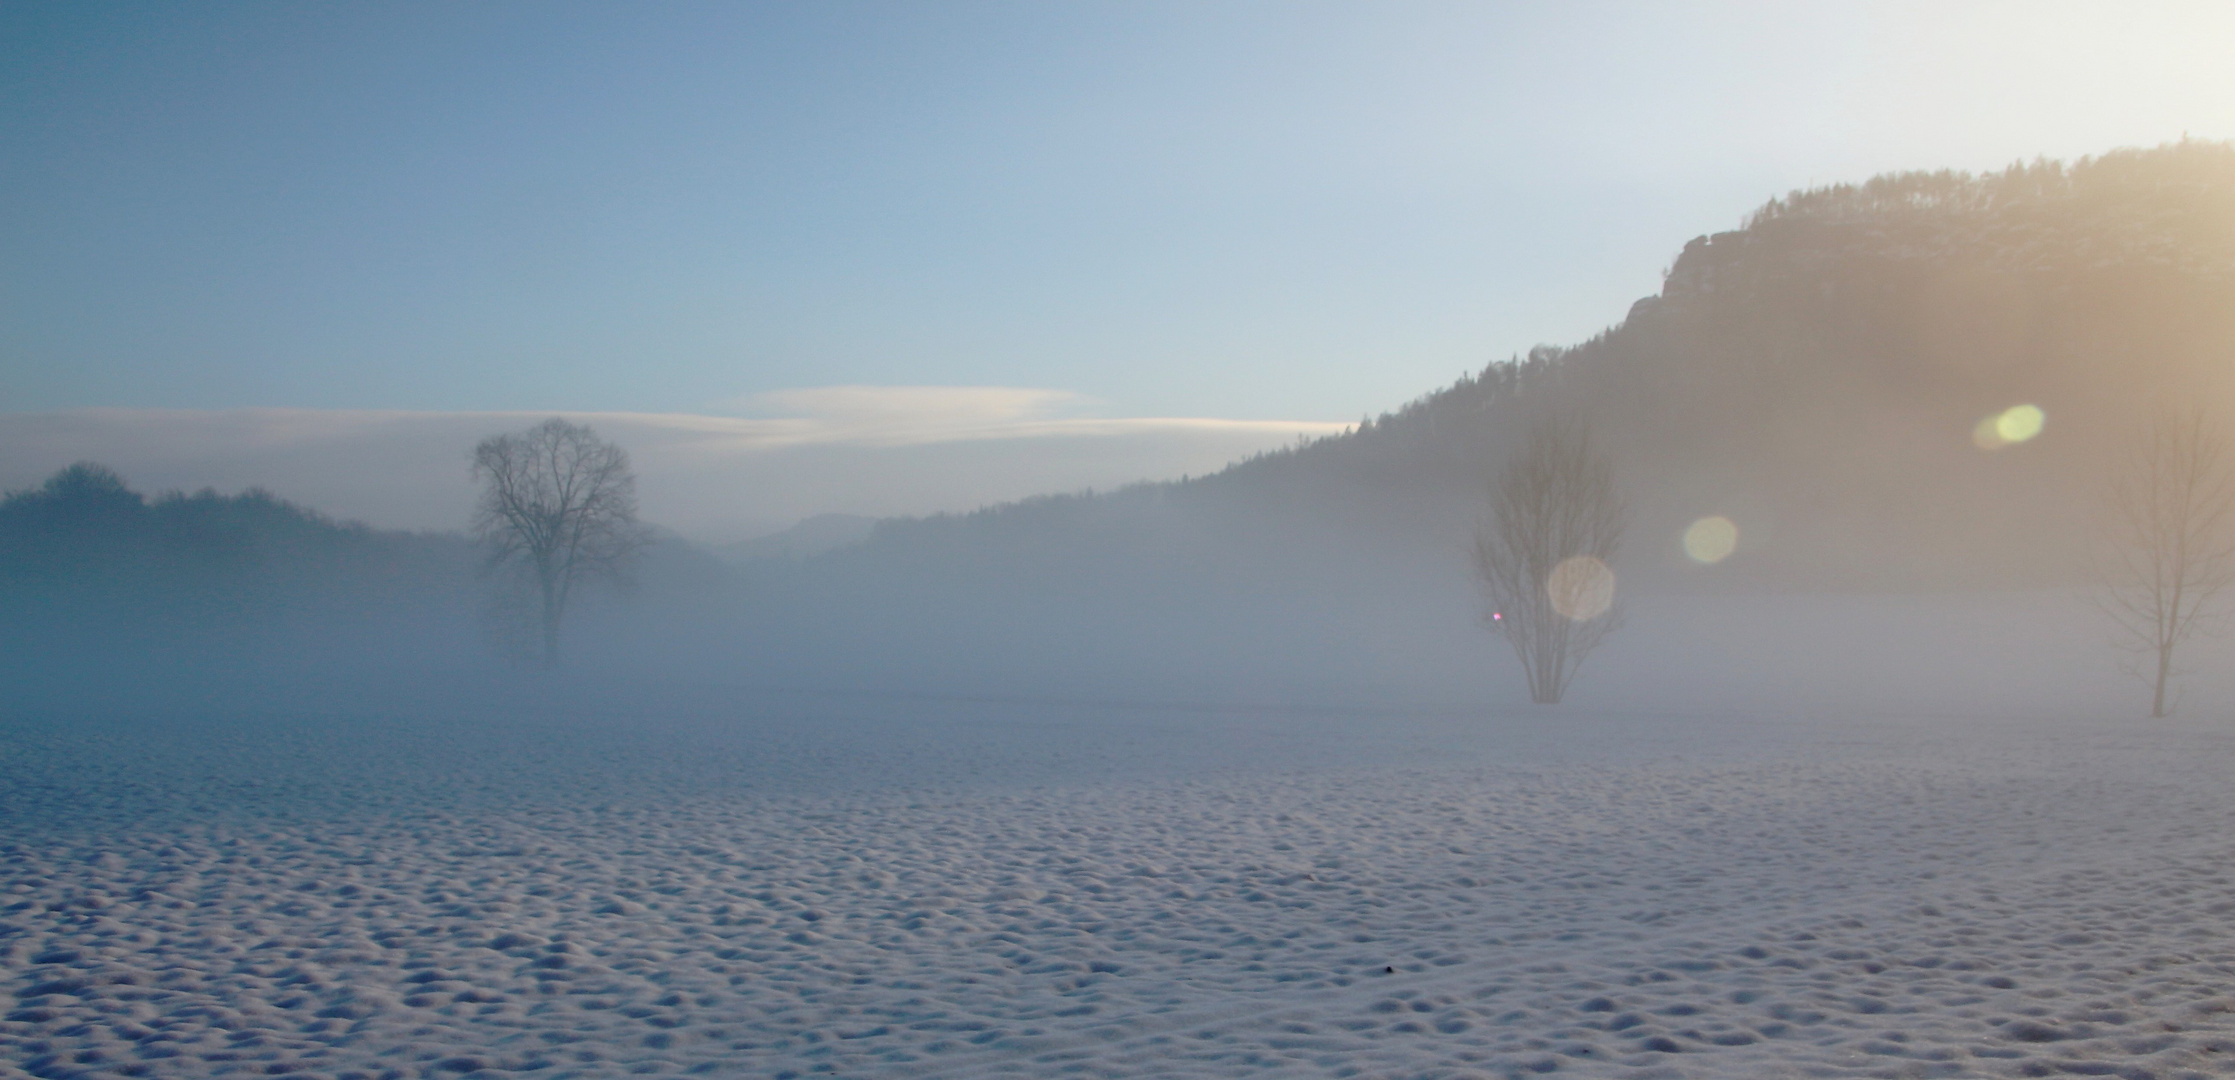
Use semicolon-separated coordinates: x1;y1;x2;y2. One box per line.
727;385;1084;443
0;391;1345;543
671;384;1345;450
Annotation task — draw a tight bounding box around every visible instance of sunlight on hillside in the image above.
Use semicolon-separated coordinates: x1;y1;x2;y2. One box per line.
9;4;2235;1075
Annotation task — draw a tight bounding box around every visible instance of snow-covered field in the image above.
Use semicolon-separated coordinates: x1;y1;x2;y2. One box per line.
7;689;2235;1079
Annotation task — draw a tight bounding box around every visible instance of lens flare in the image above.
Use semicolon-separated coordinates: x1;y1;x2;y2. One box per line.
1974;404;2045;450
1996;404;2045;444
1546;555;1616;621
1682;516;1739;564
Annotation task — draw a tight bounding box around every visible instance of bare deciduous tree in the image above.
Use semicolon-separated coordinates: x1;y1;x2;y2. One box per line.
472;419;650;667
1472;415;1627;704
2096;409;2235;718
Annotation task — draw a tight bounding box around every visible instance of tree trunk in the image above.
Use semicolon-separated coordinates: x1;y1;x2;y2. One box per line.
539;573;562;669
2153;643;2172;718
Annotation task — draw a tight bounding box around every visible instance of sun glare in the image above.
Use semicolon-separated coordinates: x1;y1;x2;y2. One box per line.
1683;516;1739;564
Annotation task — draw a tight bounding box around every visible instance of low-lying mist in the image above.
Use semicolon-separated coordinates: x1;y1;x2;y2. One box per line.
8;142;2235;724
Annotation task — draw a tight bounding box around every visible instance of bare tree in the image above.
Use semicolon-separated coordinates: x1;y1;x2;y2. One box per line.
1472;415;1627;704
2096;409;2235;717
471;419;650;667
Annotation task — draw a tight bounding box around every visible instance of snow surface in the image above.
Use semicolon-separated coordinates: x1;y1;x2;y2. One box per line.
7;691;2235;1079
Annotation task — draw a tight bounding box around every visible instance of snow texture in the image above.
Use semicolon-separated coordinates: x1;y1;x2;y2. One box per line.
6;695;2235;1079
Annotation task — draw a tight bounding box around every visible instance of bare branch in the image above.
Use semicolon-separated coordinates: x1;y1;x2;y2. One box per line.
470;419;652;667
1471;414;1627;704
2094;408;2235;717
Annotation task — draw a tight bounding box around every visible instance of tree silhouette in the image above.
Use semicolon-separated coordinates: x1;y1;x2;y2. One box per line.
1471;416;1627;704
471;419;649;667
2096;409;2235;717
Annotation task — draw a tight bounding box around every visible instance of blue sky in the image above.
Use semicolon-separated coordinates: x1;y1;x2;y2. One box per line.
3;2;2232;537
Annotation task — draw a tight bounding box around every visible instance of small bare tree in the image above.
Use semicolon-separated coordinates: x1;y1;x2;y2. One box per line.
1472;415;1627;704
472;418;650;667
2096;409;2235;717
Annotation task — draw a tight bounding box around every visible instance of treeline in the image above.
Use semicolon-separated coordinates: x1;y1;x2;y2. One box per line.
0;463;483;684
0;462;740;691
9;142;2233;704
843;140;2235;594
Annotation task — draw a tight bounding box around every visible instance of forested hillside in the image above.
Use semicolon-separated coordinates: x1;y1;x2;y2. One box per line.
13;142;2231;705
0;463;483;684
831;140;2235;595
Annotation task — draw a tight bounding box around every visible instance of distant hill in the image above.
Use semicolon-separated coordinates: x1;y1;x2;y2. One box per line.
715;513;879;564
0;462;742;689
0;463;482;682
822;140;2235;596
16;142;2235;706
